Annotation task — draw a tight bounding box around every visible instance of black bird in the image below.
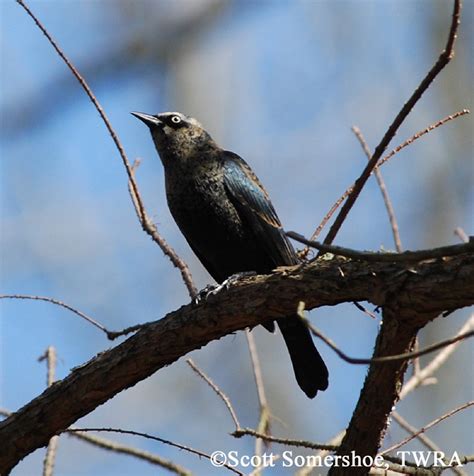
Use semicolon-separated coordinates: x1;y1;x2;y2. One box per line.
132;111;328;398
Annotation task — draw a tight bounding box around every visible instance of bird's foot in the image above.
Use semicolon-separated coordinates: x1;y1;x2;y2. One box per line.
194;284;219;304
193;272;257;304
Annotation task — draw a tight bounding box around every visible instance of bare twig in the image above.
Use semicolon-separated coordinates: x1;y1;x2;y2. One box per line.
376;109;470;172
287;231;473;262
306;109;469;247
38;347;59;476
320;315;474;467
232;428;338;452
1;294;108;334
381;401;474;456
352;301;377;319
320;0;461;252
1;252;471;472
400;314;474;399
66;428;243;475
391;412;467;476
454;227;469;243
70;431;191;476
186;359;240;430
297;303;474;365
245;330;271;463
351;126;403;252
0;409;189;475
16;0;197;299
0;294;144;340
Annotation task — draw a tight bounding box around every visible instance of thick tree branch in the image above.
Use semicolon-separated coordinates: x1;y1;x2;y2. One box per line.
0;252;472;474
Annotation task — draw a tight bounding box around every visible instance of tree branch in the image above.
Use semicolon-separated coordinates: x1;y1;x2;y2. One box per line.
320;0;462;249
0;251;472;474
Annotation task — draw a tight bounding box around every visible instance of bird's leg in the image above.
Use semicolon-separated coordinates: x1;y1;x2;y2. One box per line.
193;284;219;304
193;271;257;304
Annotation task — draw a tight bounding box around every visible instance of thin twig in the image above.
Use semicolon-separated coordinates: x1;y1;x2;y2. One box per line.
0;294;143;340
1;294;108;334
71;432;191;475
16;0;197;299
381;401;474;456
66;428;243;476
296;303;474;365
306;108;469;247
245;330;271;461
454;227;469;243
391;412;467;476
351;126;403;252
38;347;59;476
400;314;474;399
319;315;474;466
376;109;470;172
319;0;461;250
186;359;240;430
234;430;443;476
0;409;189;475
287;231;473;262
232;428;338;452
352;301;377;319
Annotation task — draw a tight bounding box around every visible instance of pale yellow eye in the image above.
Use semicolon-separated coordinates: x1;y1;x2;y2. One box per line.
171;115;181;124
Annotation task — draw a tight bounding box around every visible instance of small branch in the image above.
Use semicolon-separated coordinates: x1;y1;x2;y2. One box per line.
186;359;241;431
454;227;469;243
287;231;473;262
351;126;403;252
306;108;469;247
38;346;57;388
391;412;467;476
297;303;474;365
70;431;191;476
1;253;471;473
0;409;189;475
320;0;462;251
374;109;469;172
66;428;243;475
127;159;198;298
38;347;59;476
232;428;338;452
16;0;197;299
381;401;474;456
352;301;377;319
400;313;474;399
1;294;108;334
0;294;144;340
245;330;271;463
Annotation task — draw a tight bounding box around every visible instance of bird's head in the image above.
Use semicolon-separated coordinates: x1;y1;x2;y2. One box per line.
132;111;216;167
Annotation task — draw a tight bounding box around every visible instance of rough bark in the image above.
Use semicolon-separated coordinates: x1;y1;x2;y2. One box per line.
0;252;473;474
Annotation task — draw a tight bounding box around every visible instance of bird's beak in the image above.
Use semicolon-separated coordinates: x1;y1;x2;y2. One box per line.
131;112;162;128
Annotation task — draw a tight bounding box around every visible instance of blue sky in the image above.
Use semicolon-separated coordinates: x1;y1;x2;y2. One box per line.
1;1;472;475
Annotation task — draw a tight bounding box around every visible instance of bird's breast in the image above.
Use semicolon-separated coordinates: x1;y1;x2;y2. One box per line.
164;167;259;281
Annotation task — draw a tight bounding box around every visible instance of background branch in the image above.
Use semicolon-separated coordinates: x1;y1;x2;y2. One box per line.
320;0;461;250
15;0;197;299
0;252;472;473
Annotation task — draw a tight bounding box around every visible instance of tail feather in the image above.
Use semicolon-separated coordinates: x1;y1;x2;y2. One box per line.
277;316;329;398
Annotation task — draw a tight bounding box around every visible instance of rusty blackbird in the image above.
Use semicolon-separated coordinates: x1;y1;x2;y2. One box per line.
132;111;328;398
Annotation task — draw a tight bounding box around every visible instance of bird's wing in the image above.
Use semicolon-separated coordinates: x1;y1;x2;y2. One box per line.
222;151;297;267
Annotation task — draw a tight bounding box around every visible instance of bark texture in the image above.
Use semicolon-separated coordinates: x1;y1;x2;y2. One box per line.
0;252;473;474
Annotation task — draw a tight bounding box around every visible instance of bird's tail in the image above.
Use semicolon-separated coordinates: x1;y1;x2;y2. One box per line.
277;317;329;398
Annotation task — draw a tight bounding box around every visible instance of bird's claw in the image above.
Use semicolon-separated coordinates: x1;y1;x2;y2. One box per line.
193;284;219;304
193;271;257;304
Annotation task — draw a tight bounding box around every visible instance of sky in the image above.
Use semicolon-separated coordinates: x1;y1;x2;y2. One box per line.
1;1;473;475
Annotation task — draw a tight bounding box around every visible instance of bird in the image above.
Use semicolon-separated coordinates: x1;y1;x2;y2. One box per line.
132;111;328;398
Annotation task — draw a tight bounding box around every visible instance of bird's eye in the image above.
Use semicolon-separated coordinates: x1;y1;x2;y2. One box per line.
171;115;181;124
